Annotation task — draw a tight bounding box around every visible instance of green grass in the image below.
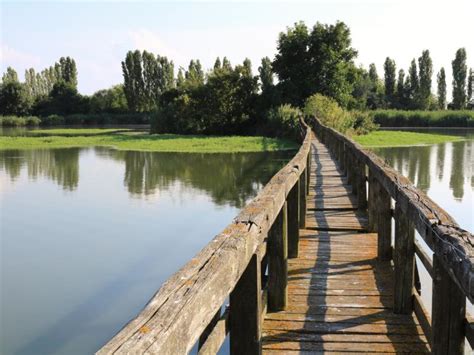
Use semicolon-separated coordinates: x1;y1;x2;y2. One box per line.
30;128;133;136
354;130;463;147
0;131;298;153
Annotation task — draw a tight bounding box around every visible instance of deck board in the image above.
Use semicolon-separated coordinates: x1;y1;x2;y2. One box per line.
262;138;430;353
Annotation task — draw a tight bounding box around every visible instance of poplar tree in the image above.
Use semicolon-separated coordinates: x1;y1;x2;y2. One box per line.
214;57;222;70
383;57;396;107
1;67;19;84
222;57;232;71
368;63;378;84
258;57;274;93
396;69;405;108
408;59;419;108
176;68;185;89
468;68;473;103
418;50;433;109
437;68;447;109
451;48;467;109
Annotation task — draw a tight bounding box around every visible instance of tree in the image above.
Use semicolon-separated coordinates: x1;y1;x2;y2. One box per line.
122;50;144;112
59;57;78;88
176;68;185;89
90;85;128;113
214;57;222;70
437;68;447;109
272;21;357;107
2;67;19;84
407;59;419;108
185;59;205;87
468;68;473;103
258;56;274;93
368;63;378;84
396;69;406;108
34;81;86;115
418;50;433;109
383;57;396;107
0;81;29;115
451;48;467;109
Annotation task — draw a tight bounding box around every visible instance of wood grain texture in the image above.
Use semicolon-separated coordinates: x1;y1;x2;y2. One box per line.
262;137;429;354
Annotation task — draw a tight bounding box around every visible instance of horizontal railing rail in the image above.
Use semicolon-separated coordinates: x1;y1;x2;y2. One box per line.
97;120;312;354
309;116;473;354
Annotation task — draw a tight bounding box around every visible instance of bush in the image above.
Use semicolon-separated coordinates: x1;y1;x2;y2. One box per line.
266;105;302;140
350;111;379;135
371;110;474;127
0;115;41;126
304;94;354;133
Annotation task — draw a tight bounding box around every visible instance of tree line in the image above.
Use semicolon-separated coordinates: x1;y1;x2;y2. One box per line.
1;21;473;133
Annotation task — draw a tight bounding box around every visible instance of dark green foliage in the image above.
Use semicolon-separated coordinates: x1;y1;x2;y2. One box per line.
437;68;447;109
2;67;19;84
396;69;407;108
407;59;419;109
0;82;31;115
273;21;357;107
383;57;396;107
89;85;128;113
0;113;151;126
452;48;467;109
265;104;302;140
34;82;88;116
151;59;259;135
418;50;433;110
372;110;474;127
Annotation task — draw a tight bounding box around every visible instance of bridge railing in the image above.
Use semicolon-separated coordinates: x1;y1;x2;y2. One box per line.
97;120;312;354
310;117;474;354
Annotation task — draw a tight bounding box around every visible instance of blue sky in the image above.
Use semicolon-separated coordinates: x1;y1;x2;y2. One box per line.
1;0;473;96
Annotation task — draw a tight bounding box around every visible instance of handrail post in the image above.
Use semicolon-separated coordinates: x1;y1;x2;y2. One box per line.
299;168;307;228
268;202;288;311
356;159;367;210
393;202;415;314
287;182;299;258
431;255;466;354
230;253;262;355
371;174;392;262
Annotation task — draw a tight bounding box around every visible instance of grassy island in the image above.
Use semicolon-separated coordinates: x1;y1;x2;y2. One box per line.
354;130;463;148
0;129;298;153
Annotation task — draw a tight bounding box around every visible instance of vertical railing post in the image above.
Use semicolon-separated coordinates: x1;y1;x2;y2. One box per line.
355;158;367;210
230;253;262;355
431;255;466;355
306;146;311;193
368;171;378;232
268;202;288;311
287;182;299;258
299;168;307;228
377;179;392;261
393;202;415;314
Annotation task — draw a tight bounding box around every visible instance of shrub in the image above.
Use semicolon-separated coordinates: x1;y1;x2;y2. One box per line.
350;111;379;135
266;104;302;140
304;94;354;133
371;110;474;127
0;115;41;126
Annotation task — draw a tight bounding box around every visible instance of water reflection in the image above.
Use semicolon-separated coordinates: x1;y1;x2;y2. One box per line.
374;139;473;201
0;147;293;208
0;149;79;190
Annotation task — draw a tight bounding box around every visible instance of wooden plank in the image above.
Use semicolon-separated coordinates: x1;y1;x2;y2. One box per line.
230;253;262;354
268;202;288;312
306;210;368;231
415;239;433;277
393;202;415;314
299;169;307;228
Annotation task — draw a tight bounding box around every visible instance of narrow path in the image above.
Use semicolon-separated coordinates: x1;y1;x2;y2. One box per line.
261;137;430;353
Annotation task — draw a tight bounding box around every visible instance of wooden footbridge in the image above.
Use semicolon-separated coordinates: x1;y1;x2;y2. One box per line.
98;118;473;354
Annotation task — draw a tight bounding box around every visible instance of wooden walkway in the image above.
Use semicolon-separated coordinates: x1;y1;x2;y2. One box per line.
262;137;430;353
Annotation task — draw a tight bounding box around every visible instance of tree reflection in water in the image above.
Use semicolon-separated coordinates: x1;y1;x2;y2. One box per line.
0;147;294;208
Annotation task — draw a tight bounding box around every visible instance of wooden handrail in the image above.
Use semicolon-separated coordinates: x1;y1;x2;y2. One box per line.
309;116;473;354
97;120;312;354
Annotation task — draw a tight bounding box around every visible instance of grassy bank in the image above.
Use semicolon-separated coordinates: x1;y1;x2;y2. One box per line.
0;129;297;153
30;128;134;136
354;130;463;147
371;110;474;127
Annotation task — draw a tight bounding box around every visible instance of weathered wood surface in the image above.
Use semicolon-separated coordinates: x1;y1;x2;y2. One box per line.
97;125;313;354
310;118;474;302
262;138;430;354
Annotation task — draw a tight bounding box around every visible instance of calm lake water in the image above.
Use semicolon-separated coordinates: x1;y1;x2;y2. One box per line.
0;145;293;354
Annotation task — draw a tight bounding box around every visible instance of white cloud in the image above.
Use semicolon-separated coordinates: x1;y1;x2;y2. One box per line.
0;45;41;70
128;29;185;63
